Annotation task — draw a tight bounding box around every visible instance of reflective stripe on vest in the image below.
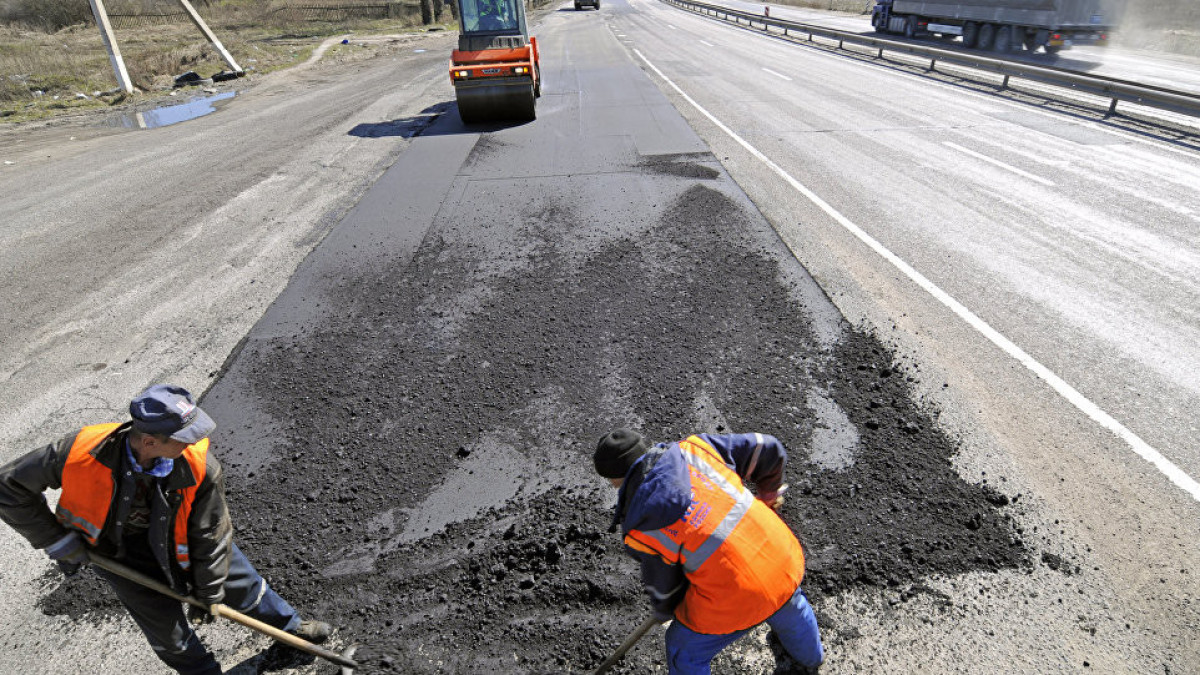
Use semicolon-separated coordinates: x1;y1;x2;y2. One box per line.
55;424;208;570
625;435;804;634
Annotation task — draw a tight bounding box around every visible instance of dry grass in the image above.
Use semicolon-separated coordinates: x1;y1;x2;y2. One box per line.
1;0;452;119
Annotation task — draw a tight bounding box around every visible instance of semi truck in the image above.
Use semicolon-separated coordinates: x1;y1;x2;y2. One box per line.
871;0;1125;54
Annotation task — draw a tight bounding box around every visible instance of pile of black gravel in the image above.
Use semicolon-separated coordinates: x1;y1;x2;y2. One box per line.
39;181;1031;673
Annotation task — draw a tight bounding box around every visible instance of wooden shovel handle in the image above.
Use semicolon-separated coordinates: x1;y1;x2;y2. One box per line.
86;551;358;669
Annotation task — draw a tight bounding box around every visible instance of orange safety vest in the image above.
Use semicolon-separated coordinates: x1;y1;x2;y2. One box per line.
625;435;804;634
55;423;209;571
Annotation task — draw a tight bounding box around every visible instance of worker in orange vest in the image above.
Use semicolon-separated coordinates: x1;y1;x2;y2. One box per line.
594;429;824;674
0;384;331;675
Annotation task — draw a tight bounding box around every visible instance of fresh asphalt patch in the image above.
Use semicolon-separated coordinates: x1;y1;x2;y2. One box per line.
34;12;1036;671
38;173;1033;672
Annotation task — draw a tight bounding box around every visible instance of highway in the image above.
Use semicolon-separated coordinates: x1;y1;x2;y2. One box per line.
609;0;1200;670
0;0;1196;672
698;0;1200;95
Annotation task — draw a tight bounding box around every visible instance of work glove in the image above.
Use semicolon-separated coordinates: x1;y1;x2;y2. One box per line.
761;483;789;511
45;532;89;577
187;603;217;626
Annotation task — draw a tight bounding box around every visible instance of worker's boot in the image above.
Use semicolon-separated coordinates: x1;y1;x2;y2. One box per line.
291;619;333;644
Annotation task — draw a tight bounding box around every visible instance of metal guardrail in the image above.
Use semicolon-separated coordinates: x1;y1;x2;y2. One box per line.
662;0;1200;120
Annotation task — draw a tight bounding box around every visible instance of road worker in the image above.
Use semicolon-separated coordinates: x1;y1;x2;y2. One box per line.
476;0;514;31
0;384;331;675
594;429;824;674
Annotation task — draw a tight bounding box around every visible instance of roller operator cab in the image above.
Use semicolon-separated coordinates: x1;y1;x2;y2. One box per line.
450;0;541;123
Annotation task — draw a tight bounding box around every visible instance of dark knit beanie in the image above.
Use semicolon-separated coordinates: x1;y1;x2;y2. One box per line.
594;429;649;479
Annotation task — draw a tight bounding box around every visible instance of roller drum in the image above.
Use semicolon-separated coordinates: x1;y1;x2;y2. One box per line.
455;81;536;123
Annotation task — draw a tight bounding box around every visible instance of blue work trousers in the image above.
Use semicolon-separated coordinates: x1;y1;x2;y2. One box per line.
665;586;824;675
95;541;301;675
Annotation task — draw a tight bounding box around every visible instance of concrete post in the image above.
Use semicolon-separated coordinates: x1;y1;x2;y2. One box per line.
87;0;134;94
176;0;243;73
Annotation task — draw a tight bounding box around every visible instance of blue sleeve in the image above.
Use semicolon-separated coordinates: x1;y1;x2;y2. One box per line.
699;432;787;500
625;546;687;620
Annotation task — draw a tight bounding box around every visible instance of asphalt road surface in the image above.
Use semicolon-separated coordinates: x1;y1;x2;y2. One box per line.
0;1;1197;673
702;0;1200;95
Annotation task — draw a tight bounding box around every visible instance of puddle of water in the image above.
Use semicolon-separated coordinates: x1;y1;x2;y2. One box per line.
108;91;236;129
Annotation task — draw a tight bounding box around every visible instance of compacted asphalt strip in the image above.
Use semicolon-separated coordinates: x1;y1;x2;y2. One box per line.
29;6;1079;675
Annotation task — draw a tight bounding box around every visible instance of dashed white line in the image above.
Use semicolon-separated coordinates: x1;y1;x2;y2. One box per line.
761;67;792;81
668;24;677;29
701;40;715;47
944;141;1055;187
632;47;1200;504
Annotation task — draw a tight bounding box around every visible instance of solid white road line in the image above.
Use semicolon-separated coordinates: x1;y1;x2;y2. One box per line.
762;67;793;81
701;40;715;47
633;48;1200;504
944;141;1056;186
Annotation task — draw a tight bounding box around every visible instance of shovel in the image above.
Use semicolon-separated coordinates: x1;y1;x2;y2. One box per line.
86;551;359;674
592;615;661;674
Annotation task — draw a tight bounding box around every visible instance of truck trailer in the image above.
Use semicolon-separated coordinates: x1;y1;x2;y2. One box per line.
871;0;1125;54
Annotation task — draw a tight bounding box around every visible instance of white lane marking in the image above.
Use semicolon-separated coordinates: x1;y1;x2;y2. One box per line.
633;48;1200;504
668;24;678;29
944;141;1055;187
762;67;792;81
701;40;716;47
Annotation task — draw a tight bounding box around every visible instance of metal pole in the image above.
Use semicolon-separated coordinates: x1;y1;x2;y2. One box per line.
87;0;134;93
176;0;243;74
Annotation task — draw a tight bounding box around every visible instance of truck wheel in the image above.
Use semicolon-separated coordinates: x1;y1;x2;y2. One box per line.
1045;45;1062;56
904;15;918;39
962;22;979;48
1023;35;1038;52
978;23;995;50
994;26;1011;53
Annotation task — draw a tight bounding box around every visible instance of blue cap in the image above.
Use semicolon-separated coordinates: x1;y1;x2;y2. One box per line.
129;385;215;444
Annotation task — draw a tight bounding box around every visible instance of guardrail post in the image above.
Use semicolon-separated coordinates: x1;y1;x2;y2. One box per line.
1108;98;1118;116
930;58;936;70
1001;74;1010;89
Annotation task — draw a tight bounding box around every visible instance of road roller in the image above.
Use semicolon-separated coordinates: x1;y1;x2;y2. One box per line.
449;0;541;123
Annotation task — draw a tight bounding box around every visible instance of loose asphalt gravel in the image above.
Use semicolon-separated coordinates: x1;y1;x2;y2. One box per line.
38;168;1034;672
